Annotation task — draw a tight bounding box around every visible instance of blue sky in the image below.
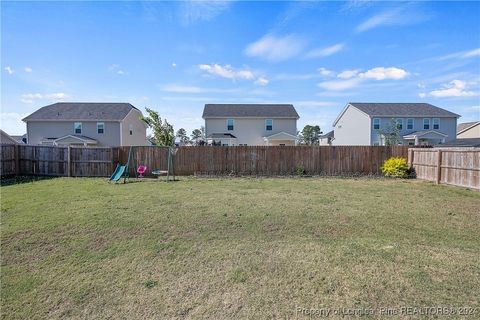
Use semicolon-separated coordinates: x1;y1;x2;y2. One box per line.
1;1;479;135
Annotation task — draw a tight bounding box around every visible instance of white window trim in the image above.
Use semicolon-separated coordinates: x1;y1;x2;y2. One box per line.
97;122;105;134
227;119;234;131
407;118;414;130
74;122;82;135
265;119;273;131
373;118;380;130
433;118;440;130
423;118;430;130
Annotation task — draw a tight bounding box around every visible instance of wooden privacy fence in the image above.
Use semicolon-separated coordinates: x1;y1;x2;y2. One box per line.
1;144;409;177
409;148;480;189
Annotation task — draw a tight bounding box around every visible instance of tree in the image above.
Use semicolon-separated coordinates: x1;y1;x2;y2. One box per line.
191;126;206;145
140;108;175;146
378;118;402;146
176;128;190;145
299;125;321;145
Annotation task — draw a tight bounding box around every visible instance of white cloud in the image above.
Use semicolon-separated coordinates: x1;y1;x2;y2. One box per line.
4;66;14;74
179;1;231;25
428;80;478;98
24;67;33;73
337;69;360;79
356;5;429;33
318;67;333;76
436;48;480;61
358;67;409;80
305;43;345;58
318;66;409;91
254;77;269;86
418;93;427;98
108;64;126;75
21;92;70;104
172;63;177;68
244;34;305;62
0;112;29;135
318;78;362;91
199;64;254;80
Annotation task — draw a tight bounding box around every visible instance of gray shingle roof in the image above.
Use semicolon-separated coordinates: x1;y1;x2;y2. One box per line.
457;121;479;133
441;138;480;147
207;133;237;139
202;104;299;118
23;102;139;121
349;103;460;117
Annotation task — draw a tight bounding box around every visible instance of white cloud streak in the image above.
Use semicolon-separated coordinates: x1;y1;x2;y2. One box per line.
21;92;70;104
305;43;345;58
428;80;478;98
4;66;14;74
244;34;305;62
198;63;268;86
179;1;231;25
356;5;429;33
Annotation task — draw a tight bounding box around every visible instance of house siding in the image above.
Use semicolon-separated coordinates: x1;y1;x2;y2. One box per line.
458;123;480;138
120;109;149;146
205;118;297;146
333;106;371;145
370;117;457;145
27;121;121;146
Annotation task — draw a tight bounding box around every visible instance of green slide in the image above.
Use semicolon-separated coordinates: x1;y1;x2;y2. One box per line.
109;164;126;182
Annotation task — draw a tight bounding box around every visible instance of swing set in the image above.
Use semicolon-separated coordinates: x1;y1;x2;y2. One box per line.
109;146;176;183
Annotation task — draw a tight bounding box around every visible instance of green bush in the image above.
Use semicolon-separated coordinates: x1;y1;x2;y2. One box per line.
381;157;409;178
295;164;306;176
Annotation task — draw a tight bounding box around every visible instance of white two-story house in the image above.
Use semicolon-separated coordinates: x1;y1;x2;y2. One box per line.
202;104;299;146
331;103;459;146
23;102;149;146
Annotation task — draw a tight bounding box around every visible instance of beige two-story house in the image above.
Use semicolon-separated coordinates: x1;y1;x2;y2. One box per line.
202;104;299;146
23;102;149;146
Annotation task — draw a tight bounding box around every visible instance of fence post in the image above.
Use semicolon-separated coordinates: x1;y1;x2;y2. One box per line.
14;144;20;176
67;146;72;177
436;149;442;184
408;148;413;167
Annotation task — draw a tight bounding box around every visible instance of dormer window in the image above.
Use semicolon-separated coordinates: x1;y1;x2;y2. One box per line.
74;122;82;134
265;119;273;131
227;119;234;131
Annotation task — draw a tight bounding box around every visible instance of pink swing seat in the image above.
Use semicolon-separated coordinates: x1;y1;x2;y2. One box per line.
137;165;147;178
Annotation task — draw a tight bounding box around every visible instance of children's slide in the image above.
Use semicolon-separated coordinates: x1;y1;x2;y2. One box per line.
109;164;127;182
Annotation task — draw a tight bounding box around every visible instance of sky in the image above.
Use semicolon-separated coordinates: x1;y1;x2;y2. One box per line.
1;1;479;136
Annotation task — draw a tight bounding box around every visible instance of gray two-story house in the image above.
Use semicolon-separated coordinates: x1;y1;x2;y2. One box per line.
202;104;299;146
332;103;459;146
23;102;149;146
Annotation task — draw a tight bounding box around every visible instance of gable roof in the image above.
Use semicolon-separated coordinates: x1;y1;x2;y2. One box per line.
348;102;460;118
22;102;139;121
202;104;299;119
333;102;460;127
457;121;479;134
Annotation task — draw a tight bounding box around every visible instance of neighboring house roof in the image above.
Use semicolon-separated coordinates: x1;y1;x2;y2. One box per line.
0;129;19;144
22;102;139;121
202;104;299;119
403;130;448;139
207;133;237;139
440;138;480;148
333;102;459;126
457;121;480;134
319;130;334;139
263;131;297;140
11;134;26;144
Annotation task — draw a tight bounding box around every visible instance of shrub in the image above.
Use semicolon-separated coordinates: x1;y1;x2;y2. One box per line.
295;164;306;176
381;157;409;178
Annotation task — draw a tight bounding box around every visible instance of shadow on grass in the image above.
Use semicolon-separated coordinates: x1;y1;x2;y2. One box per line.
0;175;60;187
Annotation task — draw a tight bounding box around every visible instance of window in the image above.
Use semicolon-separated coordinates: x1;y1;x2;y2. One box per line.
97;122;104;134
74;122;82;134
373;118;380;130
423;118;430;130
396;118;403;130
227;119;234;131
265;119;273;131
433;118;440;130
128;124;133;135
407;118;414;130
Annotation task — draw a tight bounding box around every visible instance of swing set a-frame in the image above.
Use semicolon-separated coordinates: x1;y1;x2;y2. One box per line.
109;146;176;183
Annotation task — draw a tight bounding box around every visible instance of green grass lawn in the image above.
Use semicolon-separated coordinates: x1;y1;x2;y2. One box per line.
1;177;479;319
